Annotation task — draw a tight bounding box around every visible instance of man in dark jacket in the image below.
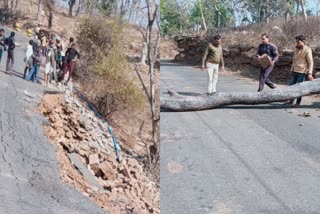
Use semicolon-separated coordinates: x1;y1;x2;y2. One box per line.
5;31;15;74
256;33;279;92
0;29;6;64
62;42;80;84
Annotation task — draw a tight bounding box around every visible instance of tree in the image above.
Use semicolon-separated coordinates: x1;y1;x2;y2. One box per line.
128;0;139;22
44;0;55;29
69;0;76;16
37;0;43;20
76;0;83;16
135;0;160;175
100;0;115;16
146;0;159;144
299;0;307;21
197;0;207;32
2;0;20;22
295;0;300;14
160;79;320;111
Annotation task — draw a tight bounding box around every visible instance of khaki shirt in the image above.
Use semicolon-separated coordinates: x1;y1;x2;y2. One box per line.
41;36;47;47
202;43;224;67
291;45;313;74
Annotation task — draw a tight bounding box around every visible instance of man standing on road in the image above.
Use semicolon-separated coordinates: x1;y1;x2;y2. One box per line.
45;41;57;86
5;31;15;74
23;39;33;79
25;46;42;83
201;35;225;95
256;33;279;92
285;35;314;107
0;29;6;64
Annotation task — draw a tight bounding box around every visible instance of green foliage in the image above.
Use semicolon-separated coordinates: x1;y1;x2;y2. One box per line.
99;0;115;16
160;0;184;35
161;0;311;36
161;0;235;35
77;16;145;118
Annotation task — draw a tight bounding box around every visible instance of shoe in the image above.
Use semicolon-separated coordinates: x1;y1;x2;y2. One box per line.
207;92;212;95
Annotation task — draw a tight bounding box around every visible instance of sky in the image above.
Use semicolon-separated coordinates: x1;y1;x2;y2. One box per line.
307;0;320;15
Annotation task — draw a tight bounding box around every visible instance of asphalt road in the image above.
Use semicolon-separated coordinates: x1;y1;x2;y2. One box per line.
0;27;104;213
160;60;320;214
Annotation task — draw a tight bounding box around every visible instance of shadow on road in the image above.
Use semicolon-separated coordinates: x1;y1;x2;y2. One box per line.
219;102;320;110
0;69;23;79
0;69;44;81
160;102;320;112
160;60;188;68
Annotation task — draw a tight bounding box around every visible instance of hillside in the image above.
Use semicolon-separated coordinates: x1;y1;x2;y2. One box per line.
1;0;160;213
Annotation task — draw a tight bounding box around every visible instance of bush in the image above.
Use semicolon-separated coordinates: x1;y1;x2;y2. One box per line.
76;16;145;119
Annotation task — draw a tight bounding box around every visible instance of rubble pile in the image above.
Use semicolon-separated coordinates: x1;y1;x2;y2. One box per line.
37;88;160;214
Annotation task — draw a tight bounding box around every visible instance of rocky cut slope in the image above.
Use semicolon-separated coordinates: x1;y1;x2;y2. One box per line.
37;86;160;214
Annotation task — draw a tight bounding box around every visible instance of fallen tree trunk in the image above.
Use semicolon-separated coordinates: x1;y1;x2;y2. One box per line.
160;79;320;111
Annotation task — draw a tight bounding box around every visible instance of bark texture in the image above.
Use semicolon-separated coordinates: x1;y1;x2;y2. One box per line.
160;79;320;111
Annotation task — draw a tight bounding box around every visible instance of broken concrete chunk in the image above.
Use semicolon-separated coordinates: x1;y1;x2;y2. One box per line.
68;153;102;191
89;154;100;174
100;161;117;180
65;131;73;139
298;112;311;117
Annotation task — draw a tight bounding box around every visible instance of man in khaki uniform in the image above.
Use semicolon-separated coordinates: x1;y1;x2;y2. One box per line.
201;35;225;95
285;35;314;107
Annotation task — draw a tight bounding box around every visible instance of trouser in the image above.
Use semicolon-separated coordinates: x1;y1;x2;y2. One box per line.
288;72;306;104
0;49;3;63
258;65;276;92
207;63;219;93
50;65;58;82
6;50;14;72
26;65;40;82
42;46;47;56
56;60;63;71
62;61;75;82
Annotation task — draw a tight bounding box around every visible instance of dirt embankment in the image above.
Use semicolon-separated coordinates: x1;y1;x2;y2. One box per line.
160;37;179;59
13;1;160;213
14;0;159;176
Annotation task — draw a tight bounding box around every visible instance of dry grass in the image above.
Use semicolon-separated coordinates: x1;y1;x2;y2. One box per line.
75;16;145;120
219;17;320;51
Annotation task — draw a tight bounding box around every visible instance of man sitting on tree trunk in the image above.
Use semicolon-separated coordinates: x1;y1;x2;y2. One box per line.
285;35;314;107
256;33;279;92
201;35;225;95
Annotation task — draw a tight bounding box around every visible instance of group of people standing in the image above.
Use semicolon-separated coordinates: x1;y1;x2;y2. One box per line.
201;33;314;107
0;26;80;87
25;28;81;87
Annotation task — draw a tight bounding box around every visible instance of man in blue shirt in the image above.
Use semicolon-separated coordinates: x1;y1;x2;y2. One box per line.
256;33;279;92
